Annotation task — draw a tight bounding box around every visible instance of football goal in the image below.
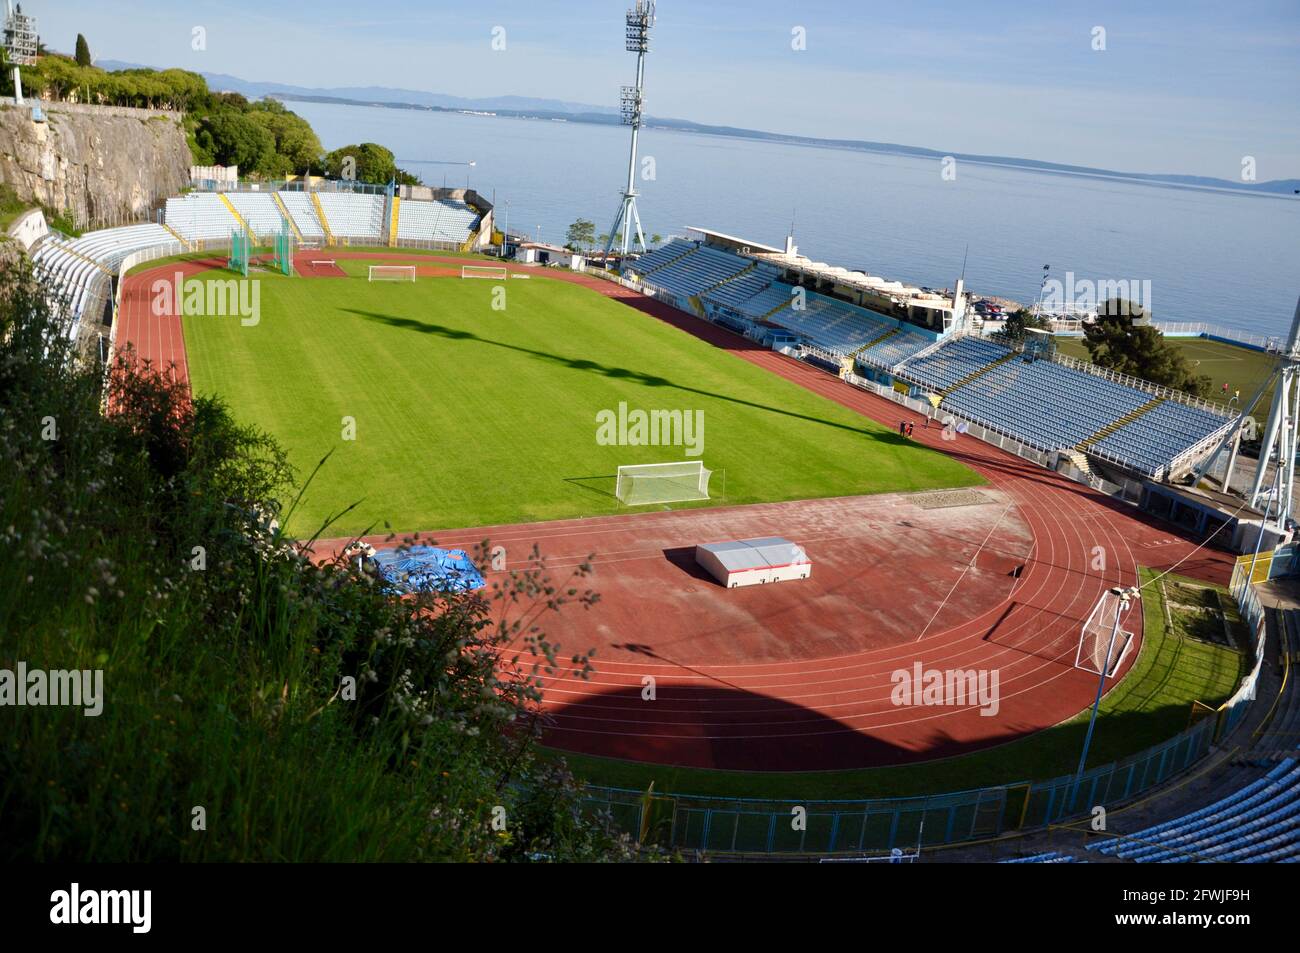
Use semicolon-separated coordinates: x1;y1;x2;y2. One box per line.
462;265;509;280
1074;588;1136;677
369;265;416;282
615;461;713;506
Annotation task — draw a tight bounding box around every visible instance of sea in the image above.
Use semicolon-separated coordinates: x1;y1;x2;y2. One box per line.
291;100;1300;338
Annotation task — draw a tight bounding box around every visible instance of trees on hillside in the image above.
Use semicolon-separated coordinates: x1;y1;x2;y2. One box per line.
194;110;276;172
322;142;418;186
1083;297;1212;397
246;99;323;177
3;59;420;185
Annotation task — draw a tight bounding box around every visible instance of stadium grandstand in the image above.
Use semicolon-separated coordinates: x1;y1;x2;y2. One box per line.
623;230;1235;483
396;196;480;244
313;192;385;242
165;187;489;250
30;222;184;350
14;177;495;360
1087;759;1300;862
277;190;328;242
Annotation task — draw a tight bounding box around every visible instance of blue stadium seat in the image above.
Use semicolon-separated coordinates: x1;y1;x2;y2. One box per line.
1086;759;1300;863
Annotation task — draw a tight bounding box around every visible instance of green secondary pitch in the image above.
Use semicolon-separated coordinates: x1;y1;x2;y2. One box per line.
182;266;980;536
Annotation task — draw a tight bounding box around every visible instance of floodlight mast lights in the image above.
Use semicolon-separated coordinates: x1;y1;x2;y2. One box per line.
603;1;655;262
3;0;38;106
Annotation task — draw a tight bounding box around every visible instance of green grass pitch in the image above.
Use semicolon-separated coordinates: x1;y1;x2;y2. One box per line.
181;266;983;537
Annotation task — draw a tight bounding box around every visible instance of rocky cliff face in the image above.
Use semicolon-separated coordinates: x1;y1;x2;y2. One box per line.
0;102;192;228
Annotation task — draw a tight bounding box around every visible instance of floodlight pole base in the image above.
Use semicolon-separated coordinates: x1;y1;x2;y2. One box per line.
1071;586;1139;804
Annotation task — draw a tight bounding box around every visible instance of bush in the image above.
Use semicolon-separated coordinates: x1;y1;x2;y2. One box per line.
0;259;632;861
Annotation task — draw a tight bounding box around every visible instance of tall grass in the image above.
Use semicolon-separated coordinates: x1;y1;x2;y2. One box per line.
0;259;633;861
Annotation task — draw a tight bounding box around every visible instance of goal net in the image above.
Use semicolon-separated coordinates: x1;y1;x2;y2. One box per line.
615;461;713;506
462;265;508;280
1075;589;1135;677
369;265;416;282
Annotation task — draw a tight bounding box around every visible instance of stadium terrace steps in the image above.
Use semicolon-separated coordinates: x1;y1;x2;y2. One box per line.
635;242;753;301
940;348;1018;397
898;337;1011;393
1089;399;1233;476
310;192;336;245
765;290;896;357
627;238;696;276
1058;449;1097;479
1077;396;1166;451
316;193;385;242
217;192;251;234
33;223;184;341
395;197;479;244
273;192;304;242
277;192;327;242
850;326;901;358
855;329;934;369
160;221;191;248
885;335;1233;476
53;241;114;277
165;193;243;241
225;191;288;239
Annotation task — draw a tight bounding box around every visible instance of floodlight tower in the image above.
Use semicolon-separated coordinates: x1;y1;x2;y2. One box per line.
603;1;655;262
3;1;37;106
1246;295;1300;526
1193;293;1300;527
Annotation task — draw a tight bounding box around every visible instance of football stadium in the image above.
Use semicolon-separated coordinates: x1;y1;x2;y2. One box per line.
3;0;1298;891
34;181;1296;864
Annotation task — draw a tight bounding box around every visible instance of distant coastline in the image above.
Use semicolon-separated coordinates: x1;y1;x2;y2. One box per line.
270;92;1300;200
92;58;1299;199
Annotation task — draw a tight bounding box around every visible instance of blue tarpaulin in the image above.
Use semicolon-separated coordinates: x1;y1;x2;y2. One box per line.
371;545;486;594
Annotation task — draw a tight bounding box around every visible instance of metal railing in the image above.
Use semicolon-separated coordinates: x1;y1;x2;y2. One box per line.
1152;321;1281;352
1050;352;1231;416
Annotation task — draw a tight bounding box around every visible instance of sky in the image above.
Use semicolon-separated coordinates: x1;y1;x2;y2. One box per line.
32;0;1300;179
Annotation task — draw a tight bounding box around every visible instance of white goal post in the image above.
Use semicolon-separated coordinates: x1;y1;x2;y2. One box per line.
616;461;713;506
1074;588;1136;677
369;265;416;282
462;265;509;280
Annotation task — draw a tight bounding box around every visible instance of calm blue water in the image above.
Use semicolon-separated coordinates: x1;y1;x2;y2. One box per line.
292;101;1300;337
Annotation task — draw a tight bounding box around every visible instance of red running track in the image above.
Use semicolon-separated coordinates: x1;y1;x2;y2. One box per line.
117;252;1236;771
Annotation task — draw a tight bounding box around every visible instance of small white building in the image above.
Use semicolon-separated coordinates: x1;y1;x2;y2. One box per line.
190;164;239;188
694;537;811;589
514;241;585;270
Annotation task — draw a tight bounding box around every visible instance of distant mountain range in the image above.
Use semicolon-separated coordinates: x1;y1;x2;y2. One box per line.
98;61;1300;198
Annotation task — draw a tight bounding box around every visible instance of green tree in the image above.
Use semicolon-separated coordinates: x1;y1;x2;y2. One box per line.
322;142;405;185
1083;298;1212;398
992;308;1051;346
566;218;596;251
248;99;323;177
74;33;92;67
195;109;276;171
649;233;662;247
